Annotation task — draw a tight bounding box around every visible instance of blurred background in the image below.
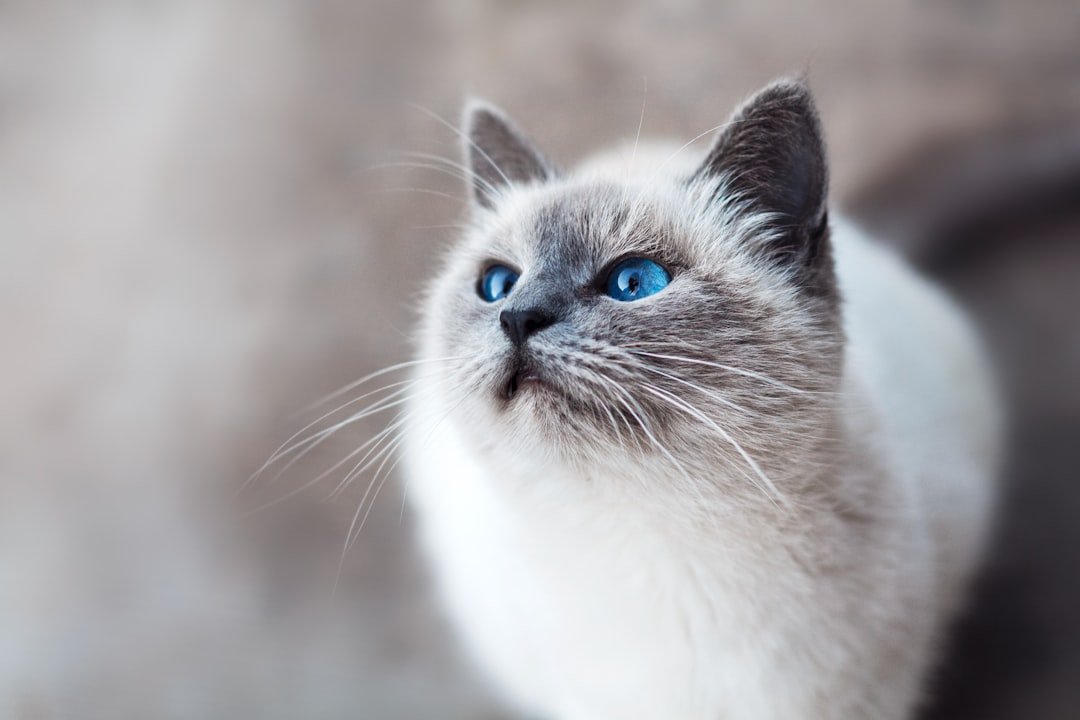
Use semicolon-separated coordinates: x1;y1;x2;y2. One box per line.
1;1;1078;718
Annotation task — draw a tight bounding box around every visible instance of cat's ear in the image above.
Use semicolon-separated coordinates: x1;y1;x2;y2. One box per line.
463;100;556;210
694;79;830;270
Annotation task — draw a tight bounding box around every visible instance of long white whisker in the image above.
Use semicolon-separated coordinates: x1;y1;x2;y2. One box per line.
625;348;811;395
250;380;420;489
651;121;733;178
251;362;466;491
382;186;463;202
593;372;700;495
331;368;474;505
244;411;405;517
631;75;647;166
617;349;791;507
403;151;502;198
640;382;788;510
560;360;644;454
371;160;478;189
345;431;409;545
622;361;755;417
651;101;797;182
299;355;472;415
327;411;415;501
407;103;515;190
335;383;472;593
243;389;439;517
262;377;456;489
397;386;475;524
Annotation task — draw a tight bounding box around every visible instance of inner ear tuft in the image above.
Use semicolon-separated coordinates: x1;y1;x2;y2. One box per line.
464;101;556;210
693;78;830;269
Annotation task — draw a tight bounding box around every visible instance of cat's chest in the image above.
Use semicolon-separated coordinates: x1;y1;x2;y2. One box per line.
409;421;780;688
406;407;860;717
408;408;789;610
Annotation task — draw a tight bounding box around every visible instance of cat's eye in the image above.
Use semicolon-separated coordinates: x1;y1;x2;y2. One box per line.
479;264;519;302
604;258;671;302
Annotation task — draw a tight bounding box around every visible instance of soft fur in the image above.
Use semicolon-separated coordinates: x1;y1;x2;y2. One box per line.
402;79;1001;719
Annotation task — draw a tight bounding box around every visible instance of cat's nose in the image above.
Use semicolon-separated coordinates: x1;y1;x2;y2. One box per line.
499;308;555;348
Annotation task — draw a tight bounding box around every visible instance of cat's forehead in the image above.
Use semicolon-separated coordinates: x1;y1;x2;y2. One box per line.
473;181;693;269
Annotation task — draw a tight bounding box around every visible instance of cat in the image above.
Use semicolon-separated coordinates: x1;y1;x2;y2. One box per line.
401;78;1001;720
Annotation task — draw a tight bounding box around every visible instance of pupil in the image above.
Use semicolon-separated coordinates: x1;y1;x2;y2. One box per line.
627;273;639;293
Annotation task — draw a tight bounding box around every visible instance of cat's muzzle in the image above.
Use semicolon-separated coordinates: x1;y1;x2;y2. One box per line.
500;354;545;401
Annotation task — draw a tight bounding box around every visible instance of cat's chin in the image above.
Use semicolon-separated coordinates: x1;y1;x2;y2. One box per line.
498;377;567;416
496;385;617;456
477;356;627;460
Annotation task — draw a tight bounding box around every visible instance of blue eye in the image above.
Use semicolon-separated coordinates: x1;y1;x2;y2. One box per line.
479;264;519;302
605;258;670;301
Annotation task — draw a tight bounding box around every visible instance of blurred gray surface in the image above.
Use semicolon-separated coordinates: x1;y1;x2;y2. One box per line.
1;1;1078;718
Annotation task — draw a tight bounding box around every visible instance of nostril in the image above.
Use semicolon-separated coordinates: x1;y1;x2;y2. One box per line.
525;310;555;334
500;308;556;347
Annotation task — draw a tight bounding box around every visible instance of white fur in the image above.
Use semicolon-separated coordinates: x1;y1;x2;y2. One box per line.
403;145;1000;719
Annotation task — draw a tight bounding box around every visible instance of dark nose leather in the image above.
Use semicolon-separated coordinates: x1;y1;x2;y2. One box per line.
499;308;556;348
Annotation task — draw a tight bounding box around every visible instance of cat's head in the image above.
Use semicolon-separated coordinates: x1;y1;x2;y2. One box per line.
420;79;843;495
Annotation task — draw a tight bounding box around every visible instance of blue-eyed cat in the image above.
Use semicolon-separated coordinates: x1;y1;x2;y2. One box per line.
402;79;1000;720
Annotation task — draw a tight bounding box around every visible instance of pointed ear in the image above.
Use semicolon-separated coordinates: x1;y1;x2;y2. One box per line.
694;79;830;269
463;100;555;210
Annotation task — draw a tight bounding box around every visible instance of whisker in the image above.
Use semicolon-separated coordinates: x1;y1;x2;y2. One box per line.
614;348;791;507
591;372;702;498
624;347;814;395
640;382;789;510
251;359;467;492
299;355;472;416
631;75;648;167
372;154;503;204
336;383;472;594
243;410;407;517
250;379;420;489
242;378;456;516
345;431;410;540
557;359;642;454
264;377;456;490
381;187;463;203
397;386;477;526
403;151;503;199
407;103;515;192
370;160;476;188
651;101;798;182
327;409;418;501
332;363;475;506
407;223;472;232
614;358;756;418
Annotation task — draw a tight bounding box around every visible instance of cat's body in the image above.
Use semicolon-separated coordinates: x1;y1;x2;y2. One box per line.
402;81;1000;719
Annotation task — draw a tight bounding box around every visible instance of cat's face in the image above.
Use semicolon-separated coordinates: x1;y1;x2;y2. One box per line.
421;80;843;493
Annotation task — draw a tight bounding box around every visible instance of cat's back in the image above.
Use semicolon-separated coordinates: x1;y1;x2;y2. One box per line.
832;219;1001;597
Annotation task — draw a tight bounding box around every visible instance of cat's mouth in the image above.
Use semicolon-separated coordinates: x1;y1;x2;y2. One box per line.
495;355;606;426
501;358;547;401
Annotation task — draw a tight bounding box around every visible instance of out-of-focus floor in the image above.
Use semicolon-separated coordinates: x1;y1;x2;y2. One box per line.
1;1;1077;718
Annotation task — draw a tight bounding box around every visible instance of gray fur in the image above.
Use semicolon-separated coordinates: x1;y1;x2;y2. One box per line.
465;100;557;210
403;78;999;719
441;82;842;494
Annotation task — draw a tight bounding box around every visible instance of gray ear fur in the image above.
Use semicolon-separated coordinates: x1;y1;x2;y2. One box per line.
694;79;830;272
463;100;555;209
